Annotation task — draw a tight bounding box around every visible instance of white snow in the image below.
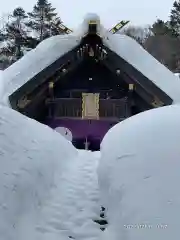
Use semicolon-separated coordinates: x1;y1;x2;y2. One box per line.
55;127;73;142
2;13;180;106
174;72;180;78
98;105;180;240
0;104;103;240
0;13;102;107
31;150;101;240
104;33;180;104
2;100;180;239
1;34;79;106
0;105;78;240
1;13;180;240
74;13;101;37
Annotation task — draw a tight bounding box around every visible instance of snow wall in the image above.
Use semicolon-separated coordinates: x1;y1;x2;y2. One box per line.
98;105;180;240
0;106;77;240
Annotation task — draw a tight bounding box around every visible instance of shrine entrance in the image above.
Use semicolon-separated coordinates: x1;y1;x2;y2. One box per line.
73;137;100;151
77;92;101;150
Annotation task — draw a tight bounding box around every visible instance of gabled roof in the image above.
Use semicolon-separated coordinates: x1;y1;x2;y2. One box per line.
1;34;79;105
2;13;180;106
105;34;180;104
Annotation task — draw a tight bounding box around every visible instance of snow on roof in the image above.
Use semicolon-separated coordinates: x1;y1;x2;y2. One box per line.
1;34;79;105
2;13;180;105
1;13;101;106
99;105;180;240
0;105;77;239
103;33;180;104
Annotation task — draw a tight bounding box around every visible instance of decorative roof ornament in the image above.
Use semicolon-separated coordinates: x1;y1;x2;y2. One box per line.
109;20;130;34
89;47;94;57
58;13;129;35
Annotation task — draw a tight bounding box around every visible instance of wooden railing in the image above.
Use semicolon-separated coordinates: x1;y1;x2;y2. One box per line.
46;98;82;118
99;99;129;118
46;97;129;119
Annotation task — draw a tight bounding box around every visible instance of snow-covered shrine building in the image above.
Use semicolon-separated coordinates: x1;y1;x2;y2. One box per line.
3;14;180;150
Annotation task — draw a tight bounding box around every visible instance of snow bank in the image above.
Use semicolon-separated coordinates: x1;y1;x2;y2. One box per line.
0;106;77;240
98;105;180;240
55;127;73;142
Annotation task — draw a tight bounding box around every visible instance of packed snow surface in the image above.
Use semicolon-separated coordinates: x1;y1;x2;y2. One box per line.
31;150;101;240
98;104;180;240
0;105;103;240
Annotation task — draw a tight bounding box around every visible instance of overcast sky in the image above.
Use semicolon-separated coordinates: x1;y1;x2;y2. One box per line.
1;0;175;29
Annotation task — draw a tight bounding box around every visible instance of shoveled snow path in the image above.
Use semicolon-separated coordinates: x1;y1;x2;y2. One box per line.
32;150;101;240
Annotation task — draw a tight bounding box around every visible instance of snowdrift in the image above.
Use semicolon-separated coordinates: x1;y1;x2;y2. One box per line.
98;105;180;240
0;106;77;240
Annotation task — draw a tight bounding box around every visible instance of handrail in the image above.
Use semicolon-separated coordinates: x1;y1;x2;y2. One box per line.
46;97;129;119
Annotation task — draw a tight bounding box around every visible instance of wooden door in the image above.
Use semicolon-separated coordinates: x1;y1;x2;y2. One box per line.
82;93;99;119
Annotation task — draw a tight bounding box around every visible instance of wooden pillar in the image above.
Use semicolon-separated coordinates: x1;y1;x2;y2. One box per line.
48;82;54;117
127;84;134;117
129;84;134;91
84;137;90;150
49;81;54;98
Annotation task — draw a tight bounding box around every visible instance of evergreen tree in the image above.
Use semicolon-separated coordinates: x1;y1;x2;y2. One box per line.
1;7;29;62
27;0;64;41
151;19;172;36
0;29;11;69
144;17;180;71
170;0;180;36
